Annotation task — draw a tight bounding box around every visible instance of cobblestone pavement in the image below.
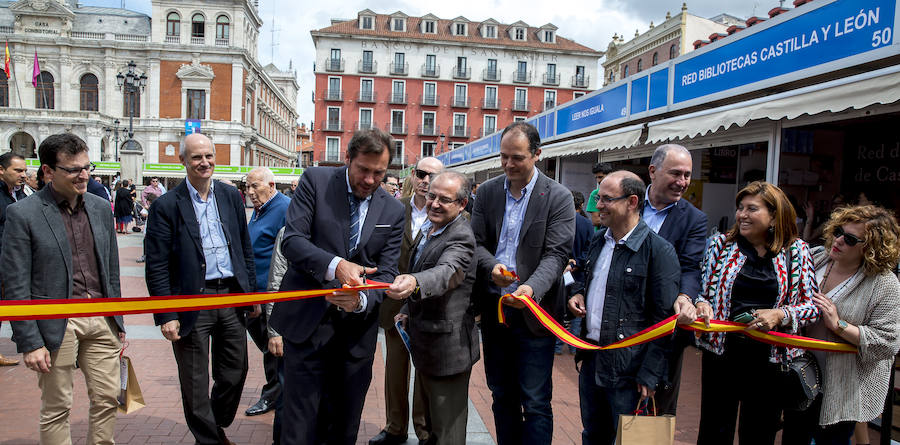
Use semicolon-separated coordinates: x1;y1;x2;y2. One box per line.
0;231;884;444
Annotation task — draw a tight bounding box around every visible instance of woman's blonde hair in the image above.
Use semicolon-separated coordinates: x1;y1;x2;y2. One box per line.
400;174;414;199
726;181;797;255
822;205;900;275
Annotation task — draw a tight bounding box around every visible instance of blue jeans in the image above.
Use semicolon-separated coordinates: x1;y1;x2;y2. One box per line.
556;317;583;353
578;354;641;445
482;311;556;445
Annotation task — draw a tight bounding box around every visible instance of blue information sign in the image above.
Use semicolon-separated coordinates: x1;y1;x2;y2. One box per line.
674;0;896;103
555;84;628;135
630;76;648;114
185;119;201;134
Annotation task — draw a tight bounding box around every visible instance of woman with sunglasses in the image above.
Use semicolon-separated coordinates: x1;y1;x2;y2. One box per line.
782;205;900;445
693;181;820;445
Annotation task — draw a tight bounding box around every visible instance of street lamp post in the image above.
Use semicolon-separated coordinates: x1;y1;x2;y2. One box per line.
116;61;147;152
103;119;121;162
439;133;446;154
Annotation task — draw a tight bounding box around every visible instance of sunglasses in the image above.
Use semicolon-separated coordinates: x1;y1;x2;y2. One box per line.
415;170;437;180
833;226;864;247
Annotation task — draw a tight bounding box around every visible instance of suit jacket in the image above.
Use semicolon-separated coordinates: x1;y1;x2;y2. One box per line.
401;215;479;377
269;166;404;358
471;170;575;336
0;181;27;256
378;196;417;330
648;197;708;300
146;179;256;336
0;187;123;353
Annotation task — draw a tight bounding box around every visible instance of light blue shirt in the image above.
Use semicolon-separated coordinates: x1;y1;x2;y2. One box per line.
412;214;462;268
641;186;676;234
586;224;637;341
185;180;234;280
324;170;373;313
494;167;539;295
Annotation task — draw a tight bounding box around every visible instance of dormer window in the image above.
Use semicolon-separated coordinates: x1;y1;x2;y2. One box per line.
454;22;467;36
360;16;374;30
423;20;435;33
543;30;554;42
392;18;406;32
484;25;496;38
514;27;525;40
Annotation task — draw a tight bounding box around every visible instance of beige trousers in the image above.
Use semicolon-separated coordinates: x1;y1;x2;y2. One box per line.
38;316;121;445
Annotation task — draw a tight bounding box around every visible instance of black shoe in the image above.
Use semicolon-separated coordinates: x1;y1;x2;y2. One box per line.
418;438;435;445
244;398;274;416
368;430;407;445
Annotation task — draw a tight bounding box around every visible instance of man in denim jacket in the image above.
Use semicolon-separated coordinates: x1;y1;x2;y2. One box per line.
568;171;680;445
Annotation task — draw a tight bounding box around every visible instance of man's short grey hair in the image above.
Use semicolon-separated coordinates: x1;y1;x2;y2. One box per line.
248;167;275;184
25;169;37;179
179;133;215;158
431;170;470;202
649;144;691;169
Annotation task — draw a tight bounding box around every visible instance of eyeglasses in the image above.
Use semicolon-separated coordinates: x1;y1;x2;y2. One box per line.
833;226;864;247
597;194;631;204
415;170;437;180
425;192;460;205
55;163;96;176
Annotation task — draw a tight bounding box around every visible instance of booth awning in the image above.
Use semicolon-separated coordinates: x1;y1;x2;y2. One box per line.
455;157;502;175
540;124;644;158
647;65;900;144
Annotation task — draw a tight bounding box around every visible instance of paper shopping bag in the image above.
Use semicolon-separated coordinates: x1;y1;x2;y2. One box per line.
117;356;146;414
616;398;675;445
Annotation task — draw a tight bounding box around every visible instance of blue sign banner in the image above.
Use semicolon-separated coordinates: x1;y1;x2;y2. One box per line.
648;70;669;110
185;119;201;134
449;148;466;164
468;135;495;160
674;0;896;103
555;84;628;135
630;76;648;114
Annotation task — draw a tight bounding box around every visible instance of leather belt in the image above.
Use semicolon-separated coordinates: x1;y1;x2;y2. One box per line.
205;277;236;289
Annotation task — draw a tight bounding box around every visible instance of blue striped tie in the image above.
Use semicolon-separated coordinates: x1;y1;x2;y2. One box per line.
348;193;361;256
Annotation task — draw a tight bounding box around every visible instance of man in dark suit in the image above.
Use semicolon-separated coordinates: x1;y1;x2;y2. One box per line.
390;171;479;445
1;133;125;444
0;152;28;366
269;128;405;445
371;156;443;445
471;122;575;445
640;144;709;416
145;133;256;445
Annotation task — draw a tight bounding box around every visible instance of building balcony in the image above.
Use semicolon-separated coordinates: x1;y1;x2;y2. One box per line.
358;60;377;74
419;94;439;107
322;120;344;132
542;73;560;86
451;95;470;108
480;127;498;137
388;93;408;105
543;100;557;111
450;126;470;138
354;121;378;131
165;34;180;44
389;62;408;75
572;75;589;88
357;91;377;103
452;66;471;80
512;70;532;83
387;123;408;135
512;100;530;112
215;38;229;47
190;36;205;45
482;97;500;110
421;64;440;78
324;58;344;72
482;68;501;82
417;124;440;136
324;89;343;101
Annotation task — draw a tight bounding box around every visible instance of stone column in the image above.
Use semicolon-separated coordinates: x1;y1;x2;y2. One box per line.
119;139;144;185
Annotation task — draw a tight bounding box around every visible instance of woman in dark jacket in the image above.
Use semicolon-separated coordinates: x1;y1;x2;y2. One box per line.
114;179;134;233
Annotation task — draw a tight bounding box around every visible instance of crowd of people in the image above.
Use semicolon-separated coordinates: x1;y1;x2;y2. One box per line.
0;122;898;445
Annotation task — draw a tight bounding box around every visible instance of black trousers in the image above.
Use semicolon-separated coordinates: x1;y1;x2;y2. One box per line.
782;394;856;445
655;330;694;416
172;289;248;445
697;336;783;445
246;313;282;402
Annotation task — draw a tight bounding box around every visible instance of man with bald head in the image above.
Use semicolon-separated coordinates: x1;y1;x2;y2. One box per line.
145;133;256;445
371;156;443;445
244;167;291;417
567;171;680;444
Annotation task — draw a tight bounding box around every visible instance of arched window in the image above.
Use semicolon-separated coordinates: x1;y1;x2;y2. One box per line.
0;71;8;107
191;13;205;38
166;12;180;36
636;59;643;72
608;70;614;83
79;73;98;111
35;71;54;109
652;52;659;66
622;65;629;78
669;44;677;59
216;15;230;41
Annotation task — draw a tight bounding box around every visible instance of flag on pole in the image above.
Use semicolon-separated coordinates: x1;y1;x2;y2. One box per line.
32;51;39;87
3;42;9;78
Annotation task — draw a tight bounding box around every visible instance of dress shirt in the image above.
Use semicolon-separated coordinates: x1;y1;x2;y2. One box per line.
586;224;638;342
49;187;102;298
141;183;164;207
412;214;462;268
324;170;372;312
185;180;234;280
641;186;676;234
410;199;428;237
494;167;539;295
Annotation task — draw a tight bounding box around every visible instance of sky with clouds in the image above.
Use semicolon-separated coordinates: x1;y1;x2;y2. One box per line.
84;0;772;123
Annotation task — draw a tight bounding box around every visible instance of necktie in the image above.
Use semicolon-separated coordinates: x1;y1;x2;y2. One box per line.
348;193;361;256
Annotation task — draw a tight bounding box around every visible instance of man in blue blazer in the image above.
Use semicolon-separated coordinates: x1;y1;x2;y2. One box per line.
145;133;256;445
269;128;405;445
640;144;709;415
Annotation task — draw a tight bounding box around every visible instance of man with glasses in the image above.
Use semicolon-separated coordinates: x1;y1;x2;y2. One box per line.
371;156;443;445
567;171;680;444
388;171;479;445
381;173;400;198
145;133;257;445
1;133;125;444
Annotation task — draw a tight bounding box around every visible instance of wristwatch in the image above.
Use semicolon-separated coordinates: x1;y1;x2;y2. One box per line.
836;319;849;332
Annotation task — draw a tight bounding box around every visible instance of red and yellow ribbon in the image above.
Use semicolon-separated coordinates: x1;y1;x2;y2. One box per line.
498;294;857;354
0;282;390;321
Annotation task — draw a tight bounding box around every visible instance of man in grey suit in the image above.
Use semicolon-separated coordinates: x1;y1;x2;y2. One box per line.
471;122;575;445
390;171;479;445
0;133;124;445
